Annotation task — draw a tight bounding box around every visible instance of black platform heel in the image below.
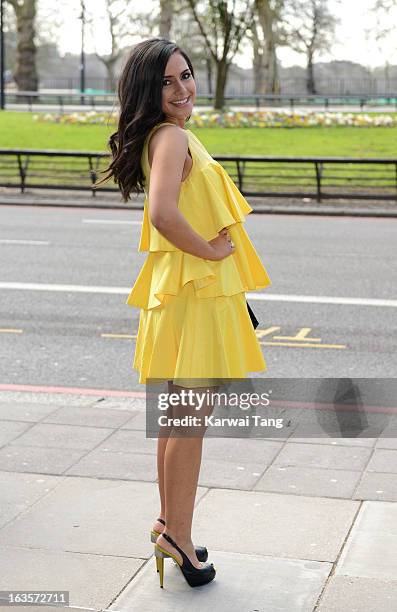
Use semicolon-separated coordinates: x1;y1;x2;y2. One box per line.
155;531;216;588
150;517;208;566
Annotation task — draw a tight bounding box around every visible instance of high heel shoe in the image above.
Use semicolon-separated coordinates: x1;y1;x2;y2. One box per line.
150;517;208;563
155;531;216;588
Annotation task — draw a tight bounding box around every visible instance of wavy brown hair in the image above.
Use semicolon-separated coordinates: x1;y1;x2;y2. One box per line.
96;38;195;202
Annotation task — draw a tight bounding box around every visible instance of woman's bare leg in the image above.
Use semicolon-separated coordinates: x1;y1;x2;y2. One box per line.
156;380;218;568
153;380;174;532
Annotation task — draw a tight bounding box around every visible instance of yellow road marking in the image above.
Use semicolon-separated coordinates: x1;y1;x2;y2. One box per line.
272;328;322;342
0;328;23;333
101;333;137;339
255;326;281;338
260;341;346;349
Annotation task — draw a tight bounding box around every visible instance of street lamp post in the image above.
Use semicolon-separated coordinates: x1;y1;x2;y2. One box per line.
0;0;5;110
79;0;86;105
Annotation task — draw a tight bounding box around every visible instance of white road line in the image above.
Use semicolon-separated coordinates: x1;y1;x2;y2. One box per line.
0;282;396;307
0;239;50;245
245;292;397;308
82;219;142;225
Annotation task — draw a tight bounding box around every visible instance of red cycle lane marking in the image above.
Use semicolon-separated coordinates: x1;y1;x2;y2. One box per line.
0;383;146;398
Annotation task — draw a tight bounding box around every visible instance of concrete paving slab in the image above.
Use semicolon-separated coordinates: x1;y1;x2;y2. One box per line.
365;449;397;473
0;444;86;475
42;406;136;428
0;608;95;612
0;477;208;558
288;434;376;448
354;472;397;501
65;449;157;481
202;437;283;464
8;423;114;451
254;465;361;499
375;437;397;450
288;410;384;441
374;419;397;449
336;501;397;581
0;545;143;609
0;392;98;406
193;489;359;562
197;458;267;490
0;420;32;446
120;411;146;431
0;471;63;528
0;401;61;422
94;430;157;455
274;443;372;471
111;550;332;612
93;397;146;412
317;575;397;611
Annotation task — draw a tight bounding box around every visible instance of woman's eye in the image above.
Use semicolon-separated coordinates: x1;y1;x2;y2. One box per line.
163;72;191;87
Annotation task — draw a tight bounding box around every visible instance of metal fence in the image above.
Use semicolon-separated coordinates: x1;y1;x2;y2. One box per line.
1;149;396;203
4;91;397;113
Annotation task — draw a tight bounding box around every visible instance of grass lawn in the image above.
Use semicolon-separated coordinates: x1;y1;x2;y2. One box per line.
0;111;396;192
0;111;396;157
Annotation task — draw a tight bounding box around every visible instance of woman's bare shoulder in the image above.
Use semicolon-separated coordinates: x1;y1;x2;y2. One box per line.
148;124;188;167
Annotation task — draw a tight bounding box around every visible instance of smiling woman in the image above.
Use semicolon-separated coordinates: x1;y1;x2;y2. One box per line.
97;37;271;594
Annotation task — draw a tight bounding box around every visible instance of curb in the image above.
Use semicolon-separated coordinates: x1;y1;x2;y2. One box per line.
1;196;397;217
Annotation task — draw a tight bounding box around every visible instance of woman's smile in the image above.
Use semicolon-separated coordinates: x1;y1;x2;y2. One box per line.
171;96;191;107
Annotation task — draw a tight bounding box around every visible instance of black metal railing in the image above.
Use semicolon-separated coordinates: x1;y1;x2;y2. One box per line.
0;149;396;203
3;91;397;113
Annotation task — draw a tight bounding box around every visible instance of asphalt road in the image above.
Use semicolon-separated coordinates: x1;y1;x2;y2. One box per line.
0;204;396;393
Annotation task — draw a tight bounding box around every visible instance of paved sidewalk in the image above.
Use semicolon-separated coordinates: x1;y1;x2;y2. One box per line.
1;187;397;217
0;390;396;611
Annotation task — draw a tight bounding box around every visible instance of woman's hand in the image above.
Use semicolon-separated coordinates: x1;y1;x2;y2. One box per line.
207;227;235;261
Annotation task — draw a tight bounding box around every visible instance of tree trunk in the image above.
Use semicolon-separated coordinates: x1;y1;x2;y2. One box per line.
255;0;280;94
251;18;266;95
214;59;228;110
206;56;213;95
159;0;173;39
307;50;316;94
12;0;38;91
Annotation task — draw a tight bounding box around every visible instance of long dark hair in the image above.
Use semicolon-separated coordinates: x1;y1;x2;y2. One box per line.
96;38;195;202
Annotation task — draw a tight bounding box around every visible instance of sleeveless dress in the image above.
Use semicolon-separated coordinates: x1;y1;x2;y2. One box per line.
125;121;272;387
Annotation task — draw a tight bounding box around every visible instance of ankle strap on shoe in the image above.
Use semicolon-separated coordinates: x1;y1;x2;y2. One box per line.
157;517;165;525
161;531;182;555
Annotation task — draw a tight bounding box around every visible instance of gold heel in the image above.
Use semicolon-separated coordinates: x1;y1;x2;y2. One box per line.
155;547;165;588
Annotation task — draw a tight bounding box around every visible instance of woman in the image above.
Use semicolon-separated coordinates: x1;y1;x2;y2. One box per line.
100;37;271;589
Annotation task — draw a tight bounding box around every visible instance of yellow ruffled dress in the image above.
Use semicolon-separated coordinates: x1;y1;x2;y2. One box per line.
126;121;272;387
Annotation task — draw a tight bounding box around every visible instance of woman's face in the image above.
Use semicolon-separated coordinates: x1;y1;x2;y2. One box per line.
162;51;196;128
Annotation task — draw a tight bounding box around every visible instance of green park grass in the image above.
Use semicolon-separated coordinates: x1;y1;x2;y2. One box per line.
0;111;396;192
0;111;396;157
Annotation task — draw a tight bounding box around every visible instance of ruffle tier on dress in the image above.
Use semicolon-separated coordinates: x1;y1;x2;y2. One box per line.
125;123;272;385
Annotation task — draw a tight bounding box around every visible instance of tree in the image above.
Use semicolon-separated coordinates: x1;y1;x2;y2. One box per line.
5;0;38;91
283;0;339;94
250;0;285;94
169;1;217;95
85;0;154;92
187;0;254;109
159;0;174;38
368;0;397;90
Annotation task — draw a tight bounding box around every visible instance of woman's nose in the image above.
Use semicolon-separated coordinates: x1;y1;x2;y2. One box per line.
174;82;189;96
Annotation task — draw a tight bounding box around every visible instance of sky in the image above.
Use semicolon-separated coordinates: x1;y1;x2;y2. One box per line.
46;0;396;70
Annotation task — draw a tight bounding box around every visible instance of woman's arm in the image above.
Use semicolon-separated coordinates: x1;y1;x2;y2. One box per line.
148;125;233;261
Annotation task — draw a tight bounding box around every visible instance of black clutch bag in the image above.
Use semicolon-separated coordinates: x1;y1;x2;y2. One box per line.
246;300;259;329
